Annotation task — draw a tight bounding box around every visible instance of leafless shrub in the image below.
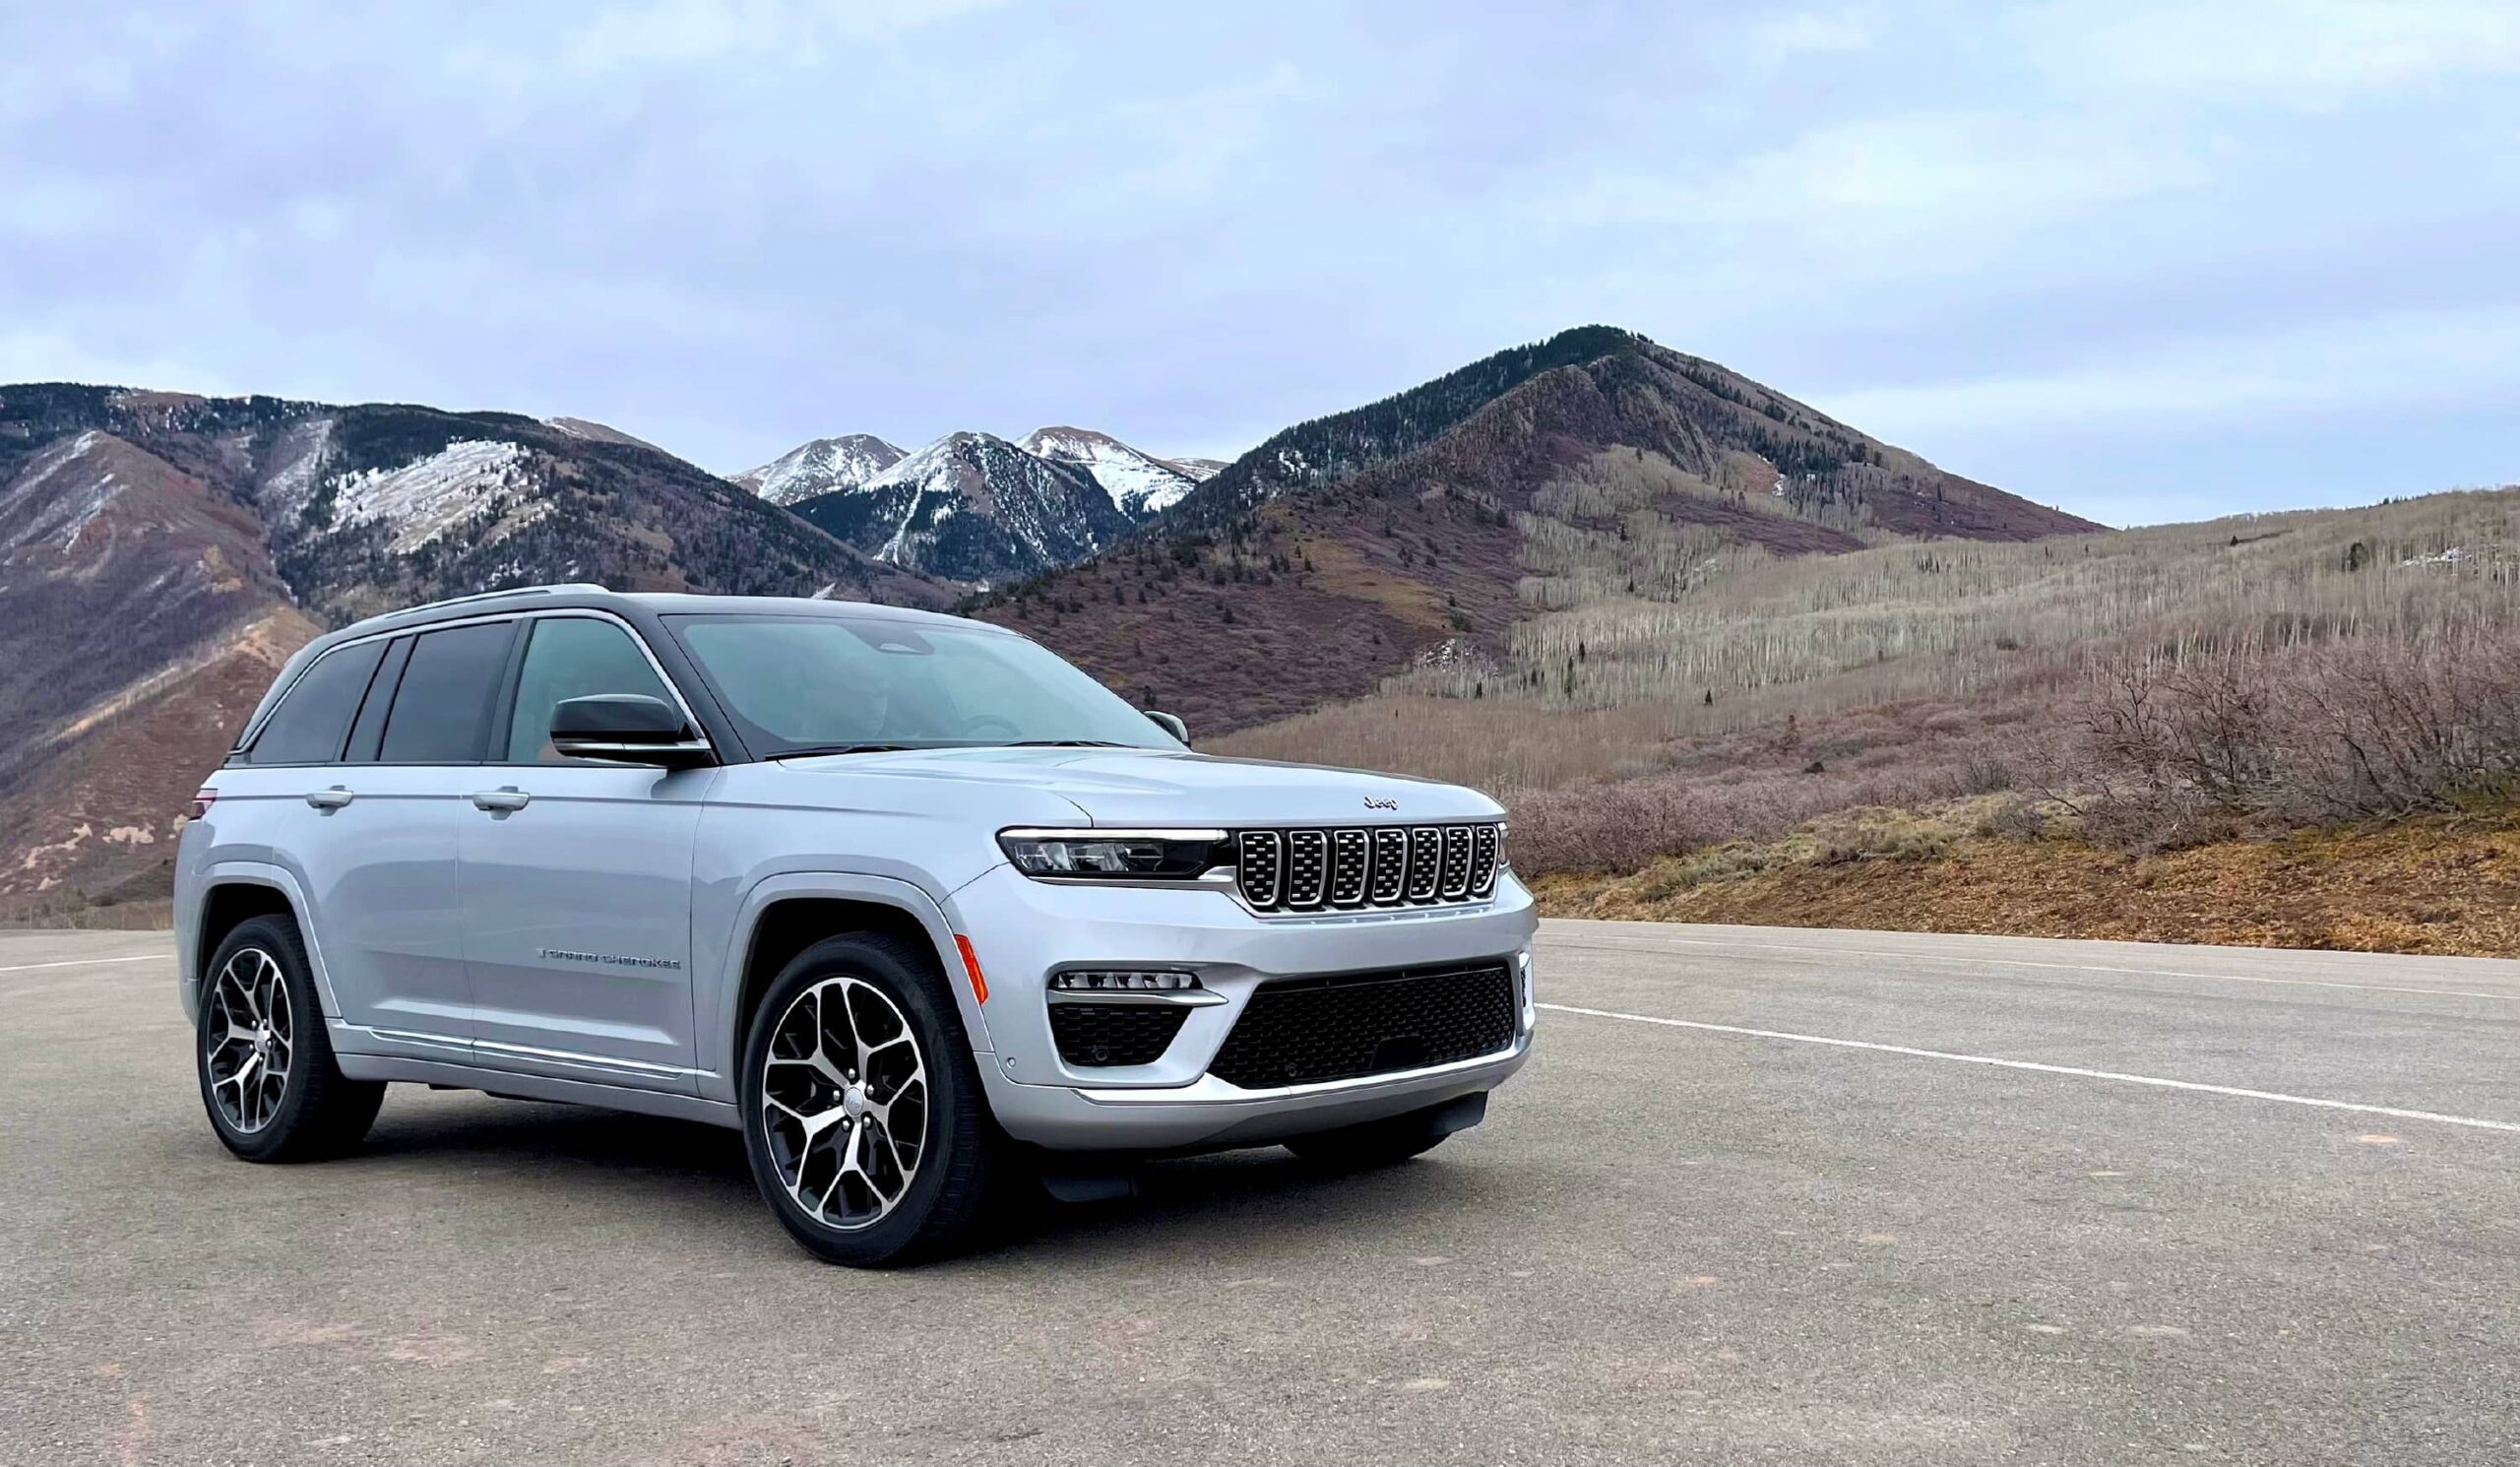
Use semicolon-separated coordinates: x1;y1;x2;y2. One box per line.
2058;623;2520;849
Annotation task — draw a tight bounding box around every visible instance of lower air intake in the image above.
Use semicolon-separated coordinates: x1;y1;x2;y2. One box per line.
1206;960;1517;1089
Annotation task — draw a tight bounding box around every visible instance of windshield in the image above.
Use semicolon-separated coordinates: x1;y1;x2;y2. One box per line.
666;613;1180;756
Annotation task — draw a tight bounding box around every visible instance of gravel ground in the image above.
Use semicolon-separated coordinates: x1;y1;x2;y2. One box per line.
4;922;2516;1465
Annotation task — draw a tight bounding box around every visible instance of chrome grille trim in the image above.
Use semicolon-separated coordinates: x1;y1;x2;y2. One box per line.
1233;822;1504;915
1406;827;1443;901
1471;824;1500;897
1285;829;1329;909
1329;828;1370;907
1237;830;1284;908
1368;828;1409;904
1439;825;1473;898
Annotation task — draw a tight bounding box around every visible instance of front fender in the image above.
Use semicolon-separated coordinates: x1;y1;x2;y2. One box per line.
695;870;992;1107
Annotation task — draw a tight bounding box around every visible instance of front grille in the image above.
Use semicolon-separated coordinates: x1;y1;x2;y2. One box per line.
1206;960;1517;1089
1235;823;1502;914
1048;1004;1190;1067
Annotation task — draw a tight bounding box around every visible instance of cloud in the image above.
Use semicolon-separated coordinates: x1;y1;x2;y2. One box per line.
0;0;2511;512
2040;0;2520;99
1818;302;2520;439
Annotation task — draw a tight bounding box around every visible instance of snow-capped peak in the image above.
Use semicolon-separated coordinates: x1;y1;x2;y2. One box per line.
735;433;907;506
1018;425;1201;519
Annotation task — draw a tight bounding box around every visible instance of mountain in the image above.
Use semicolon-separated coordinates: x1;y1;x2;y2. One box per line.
788;428;1192;584
0;383;945;911
1018;426;1212;518
734;433;908;506
980;326;2104;737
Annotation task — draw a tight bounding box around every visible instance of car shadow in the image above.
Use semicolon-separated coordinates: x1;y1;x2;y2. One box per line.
341;1093;1495;1262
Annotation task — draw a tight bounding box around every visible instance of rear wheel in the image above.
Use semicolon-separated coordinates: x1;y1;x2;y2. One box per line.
738;932;1006;1266
196;915;385;1162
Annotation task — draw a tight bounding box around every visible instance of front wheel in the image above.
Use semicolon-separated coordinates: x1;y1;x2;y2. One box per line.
738;933;1007;1266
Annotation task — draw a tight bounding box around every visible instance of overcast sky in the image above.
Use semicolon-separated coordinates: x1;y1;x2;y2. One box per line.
4;1;2514;525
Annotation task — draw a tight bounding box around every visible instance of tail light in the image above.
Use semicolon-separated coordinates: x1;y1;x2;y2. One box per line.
190;788;217;820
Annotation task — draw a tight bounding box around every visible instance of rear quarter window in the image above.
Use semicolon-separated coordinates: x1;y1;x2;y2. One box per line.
240;639;389;766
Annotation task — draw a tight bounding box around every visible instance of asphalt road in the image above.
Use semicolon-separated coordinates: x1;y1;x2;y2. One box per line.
4;920;2517;1466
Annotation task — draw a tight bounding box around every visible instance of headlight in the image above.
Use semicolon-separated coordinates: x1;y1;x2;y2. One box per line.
997;828;1228;880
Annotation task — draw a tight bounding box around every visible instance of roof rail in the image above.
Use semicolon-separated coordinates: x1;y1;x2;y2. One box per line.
391;582;610;617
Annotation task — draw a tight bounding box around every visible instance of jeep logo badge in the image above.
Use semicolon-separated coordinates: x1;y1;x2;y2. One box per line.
1363;796;1399;810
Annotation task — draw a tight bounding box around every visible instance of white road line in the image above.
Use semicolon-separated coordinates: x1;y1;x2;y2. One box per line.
0;953;165;976
1538;1001;2520;1135
1546;935;2519;1003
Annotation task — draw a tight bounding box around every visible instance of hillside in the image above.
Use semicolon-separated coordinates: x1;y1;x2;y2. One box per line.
983;326;2100;735
0;383;946;909
1214;486;2520;952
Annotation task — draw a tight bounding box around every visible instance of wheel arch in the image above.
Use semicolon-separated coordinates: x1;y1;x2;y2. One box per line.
711;873;992;1105
188;863;344;1020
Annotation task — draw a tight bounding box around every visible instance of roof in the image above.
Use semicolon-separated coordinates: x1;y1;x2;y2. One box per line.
328;584;981;643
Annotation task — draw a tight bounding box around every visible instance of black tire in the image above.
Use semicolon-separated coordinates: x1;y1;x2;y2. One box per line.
1283;1099;1471;1171
196;914;386;1163
738;932;1008;1266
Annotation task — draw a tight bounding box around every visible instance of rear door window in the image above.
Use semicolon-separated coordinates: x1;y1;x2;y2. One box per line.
378;621;517;763
242;639;389;765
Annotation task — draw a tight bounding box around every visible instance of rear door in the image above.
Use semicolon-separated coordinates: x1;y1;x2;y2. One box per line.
306;617;520;1047
217;634;457;1039
454;612;712;1090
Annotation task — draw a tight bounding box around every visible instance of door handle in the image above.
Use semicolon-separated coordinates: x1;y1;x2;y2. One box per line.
304;786;354;811
471;787;531;813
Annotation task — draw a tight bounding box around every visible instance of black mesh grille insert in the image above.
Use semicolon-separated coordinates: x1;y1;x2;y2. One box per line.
1049;1003;1191;1067
1207;961;1517;1089
1285;829;1328;908
1238;831;1283;906
1406;828;1443;900
1369;828;1409;902
1329;828;1370;906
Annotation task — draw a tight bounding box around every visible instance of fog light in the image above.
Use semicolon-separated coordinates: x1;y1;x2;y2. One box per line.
1050;969;1201;992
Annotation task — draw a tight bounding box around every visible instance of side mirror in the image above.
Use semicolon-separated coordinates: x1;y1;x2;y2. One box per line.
1144;709;1189;745
550;694;713;768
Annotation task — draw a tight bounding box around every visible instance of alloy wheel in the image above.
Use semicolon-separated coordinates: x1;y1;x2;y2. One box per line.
205;947;293;1133
760;975;929;1232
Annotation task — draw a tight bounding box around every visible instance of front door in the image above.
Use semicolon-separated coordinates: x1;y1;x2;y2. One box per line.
456;614;711;1090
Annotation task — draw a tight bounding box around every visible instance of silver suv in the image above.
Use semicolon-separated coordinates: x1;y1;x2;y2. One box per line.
176;585;1536;1264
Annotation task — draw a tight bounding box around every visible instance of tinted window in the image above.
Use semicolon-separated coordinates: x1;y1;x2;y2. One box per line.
245;640;388;765
378;621;515;763
505;617;676;762
670;614;1177;755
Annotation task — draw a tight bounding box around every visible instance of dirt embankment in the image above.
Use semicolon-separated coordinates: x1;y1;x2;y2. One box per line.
1534;808;2520;957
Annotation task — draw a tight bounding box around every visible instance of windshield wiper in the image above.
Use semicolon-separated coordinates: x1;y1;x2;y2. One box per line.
768;742;922;758
998;739;1132;748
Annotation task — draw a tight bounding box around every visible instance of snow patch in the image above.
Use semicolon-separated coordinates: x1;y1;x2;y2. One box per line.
258;417;336;522
331;439;534;553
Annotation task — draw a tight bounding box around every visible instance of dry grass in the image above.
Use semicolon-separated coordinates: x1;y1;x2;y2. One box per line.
1536;805;2520;957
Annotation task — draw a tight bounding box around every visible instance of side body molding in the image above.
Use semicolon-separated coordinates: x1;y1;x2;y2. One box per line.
694;870;995;1107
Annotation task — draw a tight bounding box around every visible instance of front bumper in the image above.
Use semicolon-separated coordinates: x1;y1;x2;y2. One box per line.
947;861;1539;1152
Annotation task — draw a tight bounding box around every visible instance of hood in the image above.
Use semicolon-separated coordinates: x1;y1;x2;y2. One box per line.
773;746;1502;828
